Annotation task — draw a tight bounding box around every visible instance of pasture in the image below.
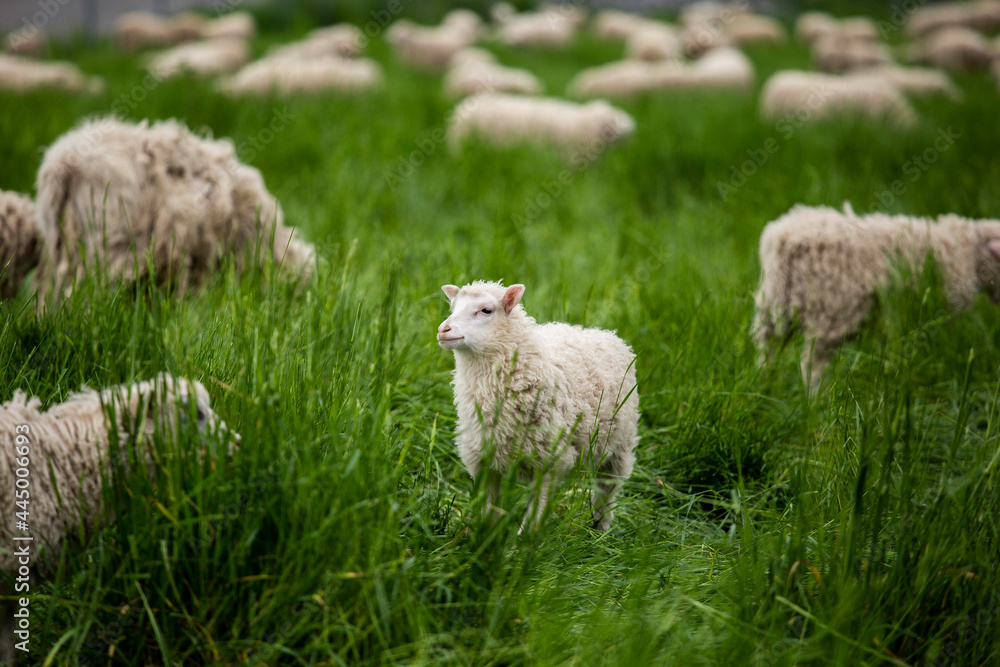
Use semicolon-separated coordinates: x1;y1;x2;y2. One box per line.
2;2;1000;664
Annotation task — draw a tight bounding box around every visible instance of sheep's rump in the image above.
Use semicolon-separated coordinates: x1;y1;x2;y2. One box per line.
34;116;314;301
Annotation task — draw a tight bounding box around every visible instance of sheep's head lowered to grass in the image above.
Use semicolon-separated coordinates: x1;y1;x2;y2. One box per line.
438;281;528;355
93;373;240;457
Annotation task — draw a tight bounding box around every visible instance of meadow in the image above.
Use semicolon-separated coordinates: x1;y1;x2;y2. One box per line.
2;1;1000;664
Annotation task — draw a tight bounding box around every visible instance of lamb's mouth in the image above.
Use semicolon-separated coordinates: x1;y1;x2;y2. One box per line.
438;336;465;345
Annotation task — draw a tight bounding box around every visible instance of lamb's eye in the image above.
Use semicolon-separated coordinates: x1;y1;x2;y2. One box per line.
481;308;493;315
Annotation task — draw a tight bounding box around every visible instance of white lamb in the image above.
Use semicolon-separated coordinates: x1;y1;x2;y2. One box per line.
760;71;917;127
0;373;238;665
0;54;104;93
794;11;838;43
438;281;639;532
34;117;315;306
148;37;250;79
725;14;787;46
219;53;383;95
0;190;40;299
447;93;635;154
268;24;365;60
753;204;1000;385
443;48;543;97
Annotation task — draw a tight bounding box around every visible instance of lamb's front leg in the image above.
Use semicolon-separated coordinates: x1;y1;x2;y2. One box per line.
519;471;555;534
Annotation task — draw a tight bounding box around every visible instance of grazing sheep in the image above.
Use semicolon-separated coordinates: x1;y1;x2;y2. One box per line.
0;54;104;93
115;11;205;52
569;48;754;98
4;27;47;57
725;13;787;46
906;0;1000;37
494;6;585;48
592;10;655;40
760;71;917;127
387;18;478;71
906;26;994;71
0;373;238;665
447;93;635;155
753;204;1000;385
625;22;683;62
0;190;40;299
148;37;250;79
795;11;838;43
443;49;543;98
34;117;315;305
854;64;961;99
220;53;383;95
812;34;894;73
201;11;257;41
438;281;639;532
268;24;365;60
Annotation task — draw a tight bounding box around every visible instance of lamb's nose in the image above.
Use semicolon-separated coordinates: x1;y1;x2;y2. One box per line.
438;323;451;335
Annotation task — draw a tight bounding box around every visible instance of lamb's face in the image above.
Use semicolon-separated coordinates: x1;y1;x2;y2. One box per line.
438;282;525;354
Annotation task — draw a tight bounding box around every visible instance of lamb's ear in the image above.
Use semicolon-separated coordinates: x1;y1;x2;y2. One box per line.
988;239;1000;257
502;284;525;314
442;284;460;302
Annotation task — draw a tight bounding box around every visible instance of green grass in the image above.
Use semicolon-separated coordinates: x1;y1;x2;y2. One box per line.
3;3;1000;665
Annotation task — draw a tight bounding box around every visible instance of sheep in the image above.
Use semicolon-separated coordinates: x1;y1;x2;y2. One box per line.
0;54;104;93
219;53;383;95
494;6;585;49
268;24;365;60
568;48;754;98
0;373;238;663
591;10;655;41
853;64;961;99
443;48;543;98
760;71;917;127
386;18;478;71
437;281;639;532
794;11;838;44
625;22;683;62
4;26;47;57
812;34;894;73
201;11;257;41
906;0;1000;37
34;117;315;306
0;190;40;299
752;204;1000;386
114;11;205;52
906;26;994;71
447;93;635;155
147;37;250;79
725;14;787;46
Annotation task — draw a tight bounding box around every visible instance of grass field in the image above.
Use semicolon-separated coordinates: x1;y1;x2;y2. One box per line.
3;2;1000;665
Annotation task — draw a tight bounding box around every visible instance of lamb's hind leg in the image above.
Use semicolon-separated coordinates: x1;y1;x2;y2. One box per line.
800;337;835;393
593;447;636;532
